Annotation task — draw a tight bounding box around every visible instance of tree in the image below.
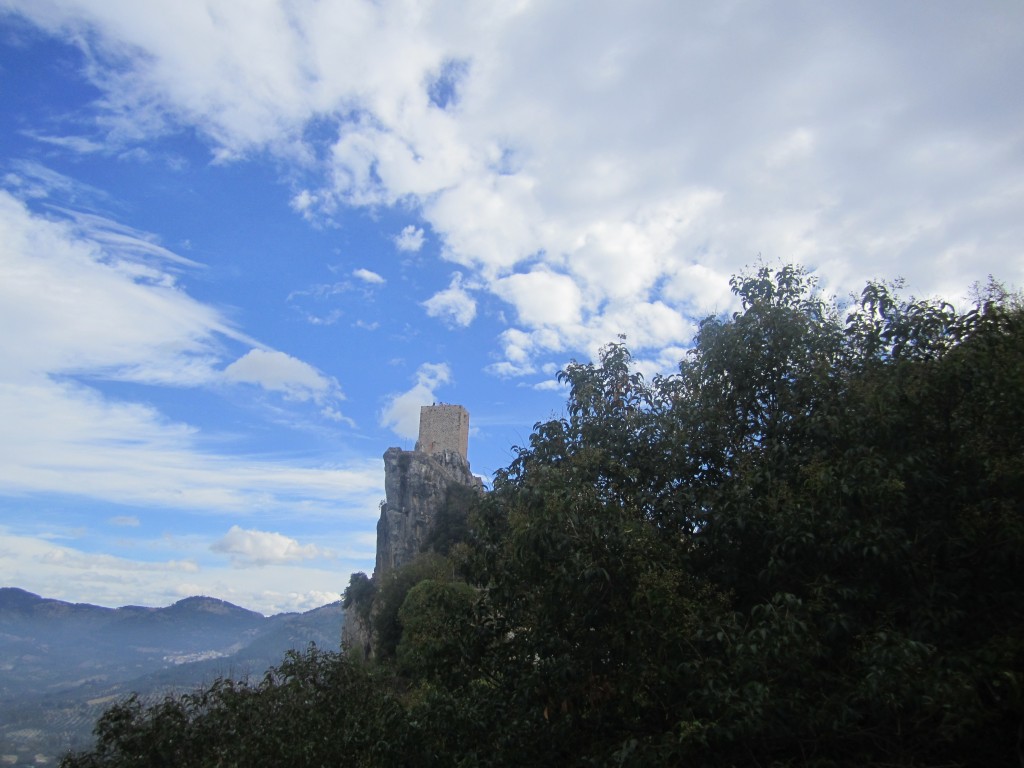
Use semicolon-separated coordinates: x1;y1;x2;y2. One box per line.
63;265;1023;767
396;579;478;685
468;265;1023;765
342;571;375;621
372;552;450;659
60;647;416;768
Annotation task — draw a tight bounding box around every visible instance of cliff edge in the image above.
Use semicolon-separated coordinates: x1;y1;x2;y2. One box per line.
343;405;483;657
375;446;483;578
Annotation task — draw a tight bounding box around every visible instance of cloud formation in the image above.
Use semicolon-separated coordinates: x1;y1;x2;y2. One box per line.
6;1;1022;379
0;185;378;517
0;528;349;614
353;267;385;284
422;272;476;328
3;1;1022;615
0;189;225;385
224;349;341;403
212;525;332;567
394;225;425;252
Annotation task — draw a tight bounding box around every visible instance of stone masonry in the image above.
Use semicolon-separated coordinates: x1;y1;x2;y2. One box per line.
415;404;469;459
375;404;481;578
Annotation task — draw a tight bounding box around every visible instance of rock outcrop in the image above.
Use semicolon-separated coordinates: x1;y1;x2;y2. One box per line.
343;405;483;657
375;447;482;578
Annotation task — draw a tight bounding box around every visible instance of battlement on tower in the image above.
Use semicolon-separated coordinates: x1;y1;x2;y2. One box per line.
415;404;469;460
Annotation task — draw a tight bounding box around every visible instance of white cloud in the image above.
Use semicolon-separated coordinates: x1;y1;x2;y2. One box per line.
223;349;340;403
486;328;536;378
3;160;111;205
211;525;331;567
7;0;1023;375
486;360;534;379
394;224;425;252
5;0;1020;615
763;127;817;171
109;515;140;527
23;130;106;154
422;272;476;327
532;378;569;393
0;185;380;516
591;301;692;355
662;262;736;316
632;345;691;382
0;376;384;514
493;270;582;329
0;528;353;614
290;189;319;218
380;362;452;440
352;267;385;284
0;190;227;385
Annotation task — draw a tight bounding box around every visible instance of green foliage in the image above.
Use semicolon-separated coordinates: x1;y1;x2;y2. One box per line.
396;579;478;684
341;571;375;622
60;647;415;768
372;552;450;659
476;264;1024;765
64;264;1024;767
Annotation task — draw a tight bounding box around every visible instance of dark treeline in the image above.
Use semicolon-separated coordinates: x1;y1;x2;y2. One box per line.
63;265;1023;767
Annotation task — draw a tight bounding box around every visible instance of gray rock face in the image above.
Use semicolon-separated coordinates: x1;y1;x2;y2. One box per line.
342;445;483;657
375;446;482;578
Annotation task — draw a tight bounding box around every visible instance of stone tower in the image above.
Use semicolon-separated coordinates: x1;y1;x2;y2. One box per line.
415;404;469;459
374;404;481;579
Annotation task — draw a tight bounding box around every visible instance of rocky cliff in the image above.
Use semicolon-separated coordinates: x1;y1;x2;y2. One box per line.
375;446;483;578
342;443;483;656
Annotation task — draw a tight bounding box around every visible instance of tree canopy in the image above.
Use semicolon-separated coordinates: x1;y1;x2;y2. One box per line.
63;265;1024;767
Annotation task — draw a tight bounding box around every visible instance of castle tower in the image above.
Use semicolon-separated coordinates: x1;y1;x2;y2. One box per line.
415;404;469;460
345;402;480;655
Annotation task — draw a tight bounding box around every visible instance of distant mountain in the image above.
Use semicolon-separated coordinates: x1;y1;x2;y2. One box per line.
0;588;344;766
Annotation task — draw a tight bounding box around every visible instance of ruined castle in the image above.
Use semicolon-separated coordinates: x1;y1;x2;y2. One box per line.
343;404;482;654
375;403;482;577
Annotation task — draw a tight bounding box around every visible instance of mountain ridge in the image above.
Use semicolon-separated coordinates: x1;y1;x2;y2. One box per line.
0;586;344;765
0;587;293;618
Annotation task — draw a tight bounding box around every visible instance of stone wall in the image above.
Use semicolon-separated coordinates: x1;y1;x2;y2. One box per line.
414;404;469;459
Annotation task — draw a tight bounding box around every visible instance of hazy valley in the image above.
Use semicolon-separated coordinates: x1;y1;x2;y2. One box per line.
0;588;343;765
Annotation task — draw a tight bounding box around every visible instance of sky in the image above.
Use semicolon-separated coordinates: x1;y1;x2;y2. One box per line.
0;1;1021;615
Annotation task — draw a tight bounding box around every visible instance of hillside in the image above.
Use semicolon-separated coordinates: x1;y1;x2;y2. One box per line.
0;588;343;765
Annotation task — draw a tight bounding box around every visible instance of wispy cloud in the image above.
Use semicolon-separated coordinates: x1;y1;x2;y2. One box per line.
0;187;377;517
3;159;112;205
352;267;385;284
4;0;1021;615
0;189;227;385
22;130;106;154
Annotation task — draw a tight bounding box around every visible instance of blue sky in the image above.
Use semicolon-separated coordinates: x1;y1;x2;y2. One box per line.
1;1;1021;615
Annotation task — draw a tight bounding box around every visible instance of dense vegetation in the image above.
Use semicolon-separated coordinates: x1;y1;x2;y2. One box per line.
63;266;1023;767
